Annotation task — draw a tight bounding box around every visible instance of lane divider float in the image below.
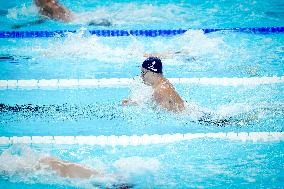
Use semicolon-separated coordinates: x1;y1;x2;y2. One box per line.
0;132;283;146
0;27;283;38
0;76;283;89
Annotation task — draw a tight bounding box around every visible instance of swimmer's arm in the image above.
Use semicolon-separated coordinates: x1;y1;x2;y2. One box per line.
39;156;99;179
143;51;183;59
88;19;112;27
11;18;47;29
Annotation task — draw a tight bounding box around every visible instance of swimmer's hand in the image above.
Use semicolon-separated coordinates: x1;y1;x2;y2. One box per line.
121;99;138;106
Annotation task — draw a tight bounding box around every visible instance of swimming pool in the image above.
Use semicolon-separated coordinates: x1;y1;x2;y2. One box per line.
0;0;284;188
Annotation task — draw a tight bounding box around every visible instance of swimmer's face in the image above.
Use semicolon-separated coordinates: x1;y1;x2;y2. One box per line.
141;68;151;85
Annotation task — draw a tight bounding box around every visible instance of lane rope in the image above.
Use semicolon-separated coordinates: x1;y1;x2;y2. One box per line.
0;27;283;38
0;132;283;145
0;76;283;89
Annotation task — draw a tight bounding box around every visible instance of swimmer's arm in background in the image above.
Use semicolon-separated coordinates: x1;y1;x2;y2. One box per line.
88;18;112;27
11;18;47;29
144;51;197;62
39;156;134;188
143;51;184;59
39;156;98;179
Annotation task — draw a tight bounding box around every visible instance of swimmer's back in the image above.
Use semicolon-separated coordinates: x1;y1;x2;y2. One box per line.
153;79;185;112
34;0;73;22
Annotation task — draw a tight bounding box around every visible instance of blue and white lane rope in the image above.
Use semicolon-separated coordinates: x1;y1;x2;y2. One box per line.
0;27;283;38
0;76;283;89
0;132;283;145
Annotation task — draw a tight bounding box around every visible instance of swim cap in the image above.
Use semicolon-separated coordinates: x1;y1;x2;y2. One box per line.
142;57;163;74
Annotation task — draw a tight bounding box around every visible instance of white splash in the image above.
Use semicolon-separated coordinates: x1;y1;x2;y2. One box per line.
73;3;188;25
0;145;44;175
183;101;262;125
7;4;38;20
37;29;144;62
175;30;224;56
127;76;153;105
113;156;160;175
184;101;211;120
216;103;254;118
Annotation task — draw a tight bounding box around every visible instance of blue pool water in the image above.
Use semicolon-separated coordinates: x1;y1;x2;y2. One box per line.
0;0;284;188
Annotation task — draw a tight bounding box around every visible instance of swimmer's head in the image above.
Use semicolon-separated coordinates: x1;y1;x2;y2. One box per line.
141;57;163;86
142;57;163;74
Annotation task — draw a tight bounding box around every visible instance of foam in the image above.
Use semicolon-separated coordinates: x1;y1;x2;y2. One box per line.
64;3;188;26
175;30;223;56
89;3;187;26
38;30;144;62
113;157;160;175
0;145;44;176
216;103;254;118
25;25;218;63
127;77;153;105
7;4;37;20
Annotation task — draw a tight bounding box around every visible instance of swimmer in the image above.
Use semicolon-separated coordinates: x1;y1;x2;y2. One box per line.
121;57;249;126
122;57;185;112
12;0;112;29
34;0;112;25
38;156;100;179
38;156;133;188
